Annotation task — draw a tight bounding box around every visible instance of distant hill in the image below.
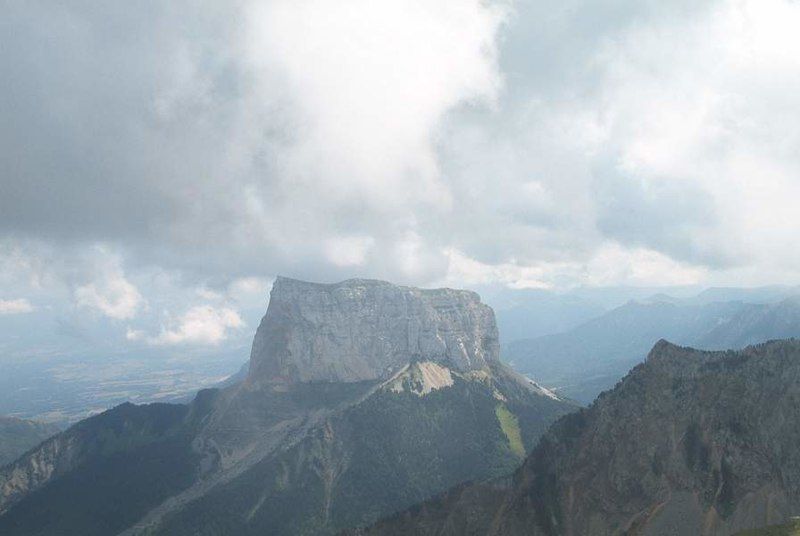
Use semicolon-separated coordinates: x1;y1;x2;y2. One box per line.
483;284;704;344
489;289;606;343
690;285;800;305
696;296;800;348
0;416;59;467
505;295;800;403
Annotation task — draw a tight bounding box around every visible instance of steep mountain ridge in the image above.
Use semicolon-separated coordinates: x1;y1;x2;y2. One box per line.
0;400;211;534
0;277;574;536
697;296;800;349
359;339;800;536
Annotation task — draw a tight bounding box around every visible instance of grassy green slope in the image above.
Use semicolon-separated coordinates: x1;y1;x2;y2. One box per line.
495;404;525;459
736;520;800;535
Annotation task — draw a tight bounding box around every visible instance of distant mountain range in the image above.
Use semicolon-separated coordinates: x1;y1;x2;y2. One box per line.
488;289;607;343
0;416;59;467
485;284;800;345
357;339;800;535
0;277;574;536
483;284;703;344
505;293;800;403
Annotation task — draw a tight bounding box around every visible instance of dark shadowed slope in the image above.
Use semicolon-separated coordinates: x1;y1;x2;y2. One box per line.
0;401;208;536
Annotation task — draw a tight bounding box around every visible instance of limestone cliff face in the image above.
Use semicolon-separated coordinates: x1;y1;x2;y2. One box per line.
247;277;500;385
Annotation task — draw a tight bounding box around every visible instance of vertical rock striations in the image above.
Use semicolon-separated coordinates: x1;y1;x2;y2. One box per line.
247;277;500;385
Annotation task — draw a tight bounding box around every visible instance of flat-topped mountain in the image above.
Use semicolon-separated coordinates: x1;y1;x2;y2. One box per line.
0;277;574;536
248;277;499;385
359;339;800;536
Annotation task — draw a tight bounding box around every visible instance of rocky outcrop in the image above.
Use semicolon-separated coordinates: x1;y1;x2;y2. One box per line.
360;339;800;536
247;277;500;385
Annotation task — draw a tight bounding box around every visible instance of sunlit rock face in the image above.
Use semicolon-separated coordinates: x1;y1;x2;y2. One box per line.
246;277;500;385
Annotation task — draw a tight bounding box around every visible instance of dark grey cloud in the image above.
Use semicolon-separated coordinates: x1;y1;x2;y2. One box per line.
1;1;243;242
591;158;729;267
1;0;800;335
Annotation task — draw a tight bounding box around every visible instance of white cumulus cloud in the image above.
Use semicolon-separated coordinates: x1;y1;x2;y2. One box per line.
129;305;244;346
324;236;375;267
75;271;143;320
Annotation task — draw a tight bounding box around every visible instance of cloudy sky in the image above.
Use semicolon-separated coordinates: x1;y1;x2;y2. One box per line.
2;0;800;349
